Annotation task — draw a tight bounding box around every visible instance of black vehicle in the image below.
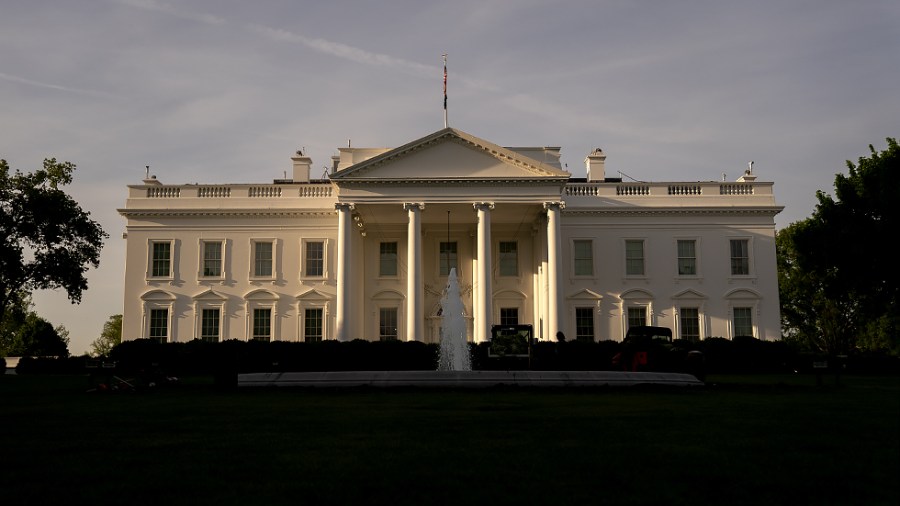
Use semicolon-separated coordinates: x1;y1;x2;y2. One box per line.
612;325;705;379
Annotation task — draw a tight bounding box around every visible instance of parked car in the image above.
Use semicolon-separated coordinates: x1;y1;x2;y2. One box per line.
612;326;705;380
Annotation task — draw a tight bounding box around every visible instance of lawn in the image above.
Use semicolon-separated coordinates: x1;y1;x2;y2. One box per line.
2;373;898;506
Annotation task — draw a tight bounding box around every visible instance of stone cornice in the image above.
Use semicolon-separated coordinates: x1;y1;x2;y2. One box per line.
333;177;570;187
117;209;336;218
562;207;784;217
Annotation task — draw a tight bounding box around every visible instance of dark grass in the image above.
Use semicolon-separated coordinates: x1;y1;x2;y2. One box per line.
2;373;898;506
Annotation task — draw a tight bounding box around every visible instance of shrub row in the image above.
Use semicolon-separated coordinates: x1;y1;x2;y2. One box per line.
10;337;899;376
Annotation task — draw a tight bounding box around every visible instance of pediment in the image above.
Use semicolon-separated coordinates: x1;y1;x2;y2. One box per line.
193;289;227;301
724;288;761;300
296;288;332;301
566;288;604;301
330;128;570;182
671;288;707;300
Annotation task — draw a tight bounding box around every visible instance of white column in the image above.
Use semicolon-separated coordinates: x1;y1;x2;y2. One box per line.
474;202;494;343
335;203;354;341
544;201;564;341
404;203;424;341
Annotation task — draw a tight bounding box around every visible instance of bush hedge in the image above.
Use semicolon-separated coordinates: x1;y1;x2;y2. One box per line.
10;336;899;376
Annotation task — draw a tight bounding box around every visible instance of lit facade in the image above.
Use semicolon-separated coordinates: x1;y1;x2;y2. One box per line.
119;127;783;344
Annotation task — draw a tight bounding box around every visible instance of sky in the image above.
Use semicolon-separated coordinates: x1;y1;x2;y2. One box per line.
2;0;898;355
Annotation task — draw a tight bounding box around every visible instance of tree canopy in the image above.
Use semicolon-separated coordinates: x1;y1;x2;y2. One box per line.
90;314;122;357
778;138;899;354
0;158;108;330
0;292;70;357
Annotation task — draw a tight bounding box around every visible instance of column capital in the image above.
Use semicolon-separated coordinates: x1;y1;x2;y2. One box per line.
335;202;355;212
403;202;425;211
473;202;495;211
543;201;566;210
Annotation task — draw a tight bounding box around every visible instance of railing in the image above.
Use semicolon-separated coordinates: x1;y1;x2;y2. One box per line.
565;181;762;198
146;187;180;198
139;184;334;199
198;186;231;198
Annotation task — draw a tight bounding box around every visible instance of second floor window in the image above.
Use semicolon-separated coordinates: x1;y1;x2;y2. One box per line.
254;241;273;277
305;241;324;277
440;242;457;276
202;241;222;277
625;240;645;276
677;240;697;276
499;241;518;276
730;239;749;276
150;242;171;277
573;240;593;276
380;242;398;277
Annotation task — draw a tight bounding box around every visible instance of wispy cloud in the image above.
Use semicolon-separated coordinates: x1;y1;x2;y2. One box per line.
0;72;121;99
112;0;225;25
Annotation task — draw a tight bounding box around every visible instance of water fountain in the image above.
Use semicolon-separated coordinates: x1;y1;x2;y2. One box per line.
437;268;471;371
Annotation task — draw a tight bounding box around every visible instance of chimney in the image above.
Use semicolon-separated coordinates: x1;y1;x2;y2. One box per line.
585;148;606;182
291;150;312;182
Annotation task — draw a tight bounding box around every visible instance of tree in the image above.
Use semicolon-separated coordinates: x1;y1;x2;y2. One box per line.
778;138;899;355
0;293;70;357
90;314;122;357
0;158;108;331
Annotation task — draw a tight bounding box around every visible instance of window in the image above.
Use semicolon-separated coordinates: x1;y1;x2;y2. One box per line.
149;308;168;343
677;240;697;276
379;242;398;277
730;239;749;276
499;241;518;276
200;308;220;342
733;307;753;337
253;241;273;277
680;307;700;342
201;241;223;278
625;240;645;276
573;240;593;276
575;307;594;341
305;241;324;277
500;307;519;326
379;307;398;341
627;306;647;329
439;242;457;276
150;241;171;277
252;308;272;341
304;308;323;342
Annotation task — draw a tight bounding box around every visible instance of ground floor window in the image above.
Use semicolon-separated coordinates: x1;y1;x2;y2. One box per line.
627;306;647;329
679;307;700;342
253;308;272;341
200;308;220;342
500;307;519;326
575;307;594;341
149;308;168;343
379;307;398;341
304;308;323;342
733;307;753;337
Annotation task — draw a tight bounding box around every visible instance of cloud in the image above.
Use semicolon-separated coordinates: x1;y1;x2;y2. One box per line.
0;72;121;99
111;0;225;25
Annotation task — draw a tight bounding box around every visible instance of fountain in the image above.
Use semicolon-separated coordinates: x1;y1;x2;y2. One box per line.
437;268;471;371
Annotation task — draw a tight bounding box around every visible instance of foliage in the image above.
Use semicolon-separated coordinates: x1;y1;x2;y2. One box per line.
778;138;900;355
0;291;69;357
90;314;122;357
0;158;108;332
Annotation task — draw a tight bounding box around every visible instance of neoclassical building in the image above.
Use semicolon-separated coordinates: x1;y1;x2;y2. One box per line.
119;127;783;344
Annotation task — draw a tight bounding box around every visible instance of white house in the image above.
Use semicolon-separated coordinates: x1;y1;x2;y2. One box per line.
119;127;783;345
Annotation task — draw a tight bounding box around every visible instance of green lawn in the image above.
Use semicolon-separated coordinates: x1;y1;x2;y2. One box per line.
2;373;898;506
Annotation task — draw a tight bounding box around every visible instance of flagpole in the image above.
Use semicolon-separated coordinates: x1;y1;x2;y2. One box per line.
443;54;448;128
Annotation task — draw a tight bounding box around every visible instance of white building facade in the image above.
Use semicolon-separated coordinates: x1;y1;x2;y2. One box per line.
119;128;783;345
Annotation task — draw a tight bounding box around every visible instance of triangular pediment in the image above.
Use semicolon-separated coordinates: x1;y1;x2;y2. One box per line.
566;288;604;301
330;128;570;181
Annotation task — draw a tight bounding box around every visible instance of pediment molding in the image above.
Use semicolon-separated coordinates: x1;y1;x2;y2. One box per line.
331;128;570;181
